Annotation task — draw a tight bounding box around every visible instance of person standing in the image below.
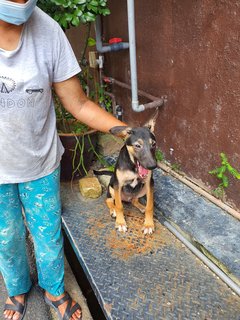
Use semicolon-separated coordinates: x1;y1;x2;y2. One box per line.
0;1;126;319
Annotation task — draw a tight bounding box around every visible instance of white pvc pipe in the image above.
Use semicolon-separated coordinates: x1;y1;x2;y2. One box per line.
96;1;165;112
127;0;145;112
95;16;129;53
164;220;240;296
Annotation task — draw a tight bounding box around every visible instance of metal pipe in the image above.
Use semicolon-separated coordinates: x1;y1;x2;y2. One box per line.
95;16;129;53
164;220;240;296
141;99;165;110
103;76;167;109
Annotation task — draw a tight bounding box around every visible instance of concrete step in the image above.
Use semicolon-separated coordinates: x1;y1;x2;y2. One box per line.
61;181;240;319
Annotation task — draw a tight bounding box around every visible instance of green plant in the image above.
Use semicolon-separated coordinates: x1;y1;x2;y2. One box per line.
72;134;88;176
171;163;181;172
211;186;226;200
209;152;240;195
38;0;110;30
155;148;165;162
96;83;113;113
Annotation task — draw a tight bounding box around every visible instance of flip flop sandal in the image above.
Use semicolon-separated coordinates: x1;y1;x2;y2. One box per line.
4;295;27;320
44;292;82;320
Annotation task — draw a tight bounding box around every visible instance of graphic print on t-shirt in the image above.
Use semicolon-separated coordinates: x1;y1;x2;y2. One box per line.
0;76;16;94
26;88;44;94
0;75;44;110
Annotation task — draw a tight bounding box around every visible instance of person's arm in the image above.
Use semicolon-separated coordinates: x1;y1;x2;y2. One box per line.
53;75;126;132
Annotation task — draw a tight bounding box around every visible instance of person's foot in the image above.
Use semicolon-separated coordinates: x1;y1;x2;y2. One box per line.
45;291;82;320
4;294;26;320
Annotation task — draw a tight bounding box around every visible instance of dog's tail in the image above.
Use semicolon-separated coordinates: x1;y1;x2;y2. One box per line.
93;169;113;176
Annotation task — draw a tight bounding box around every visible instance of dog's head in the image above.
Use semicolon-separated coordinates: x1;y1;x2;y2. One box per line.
110;109;158;170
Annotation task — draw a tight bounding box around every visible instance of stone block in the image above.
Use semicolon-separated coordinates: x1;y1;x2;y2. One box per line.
79;177;102;199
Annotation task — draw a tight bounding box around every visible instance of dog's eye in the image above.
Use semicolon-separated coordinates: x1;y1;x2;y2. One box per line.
151;141;156;148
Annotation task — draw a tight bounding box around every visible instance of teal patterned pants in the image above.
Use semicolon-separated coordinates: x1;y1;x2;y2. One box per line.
0;167;64;297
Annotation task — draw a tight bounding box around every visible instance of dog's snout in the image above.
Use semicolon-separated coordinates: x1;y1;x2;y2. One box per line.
147;163;157;170
138;153;157;170
145;158;157;170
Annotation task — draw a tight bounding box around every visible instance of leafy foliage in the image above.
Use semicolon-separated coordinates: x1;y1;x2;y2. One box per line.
97;84;113;113
155;148;164;162
209;153;240;195
38;0;110;30
171;163;181;172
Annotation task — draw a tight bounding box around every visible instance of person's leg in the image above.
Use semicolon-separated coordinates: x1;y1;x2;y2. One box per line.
19;167;81;319
0;183;32;319
19;167;64;296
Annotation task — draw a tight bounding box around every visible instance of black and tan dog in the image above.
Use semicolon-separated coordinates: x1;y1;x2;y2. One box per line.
105;112;158;235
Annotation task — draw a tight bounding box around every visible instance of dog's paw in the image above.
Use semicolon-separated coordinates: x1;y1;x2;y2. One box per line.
138;207;146;214
110;209;116;218
142;225;155;235
115;223;128;232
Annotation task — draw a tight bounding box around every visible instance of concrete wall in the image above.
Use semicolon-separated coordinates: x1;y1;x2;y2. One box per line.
68;0;240;209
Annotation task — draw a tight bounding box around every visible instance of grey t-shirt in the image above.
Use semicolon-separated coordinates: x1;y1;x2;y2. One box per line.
0;7;81;183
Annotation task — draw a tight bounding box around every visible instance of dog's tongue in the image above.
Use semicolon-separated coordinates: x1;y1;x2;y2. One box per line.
137;162;148;178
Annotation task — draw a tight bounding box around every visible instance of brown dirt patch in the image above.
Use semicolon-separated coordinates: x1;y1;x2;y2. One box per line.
86;206;180;260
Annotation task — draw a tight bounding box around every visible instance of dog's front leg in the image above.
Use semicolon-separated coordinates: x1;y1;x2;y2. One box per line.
114;185;127;232
132;198;145;213
142;176;155;235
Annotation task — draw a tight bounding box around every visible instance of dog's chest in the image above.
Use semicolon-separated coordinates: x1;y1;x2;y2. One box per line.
121;173;146;201
125;176;140;188
123;172;147;194
117;169;144;186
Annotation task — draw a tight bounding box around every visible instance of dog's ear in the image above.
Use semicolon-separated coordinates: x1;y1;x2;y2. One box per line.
144;108;159;133
110;126;132;138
